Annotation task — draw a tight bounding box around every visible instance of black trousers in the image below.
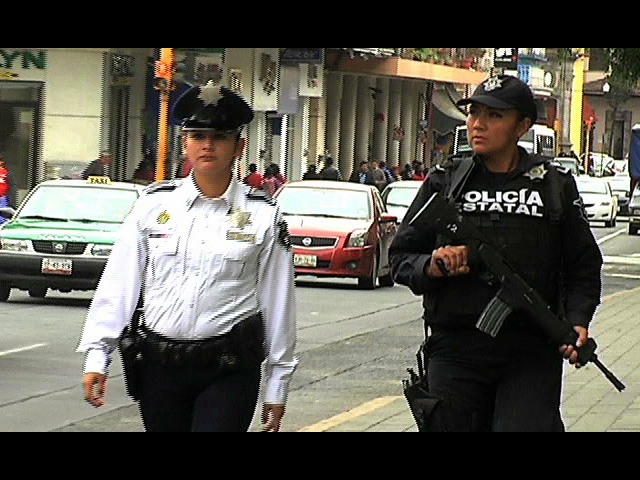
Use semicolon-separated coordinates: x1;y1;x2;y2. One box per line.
138;361;261;432
427;328;565;432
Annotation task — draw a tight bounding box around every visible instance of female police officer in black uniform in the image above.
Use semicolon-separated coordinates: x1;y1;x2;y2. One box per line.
78;83;297;432
390;75;603;432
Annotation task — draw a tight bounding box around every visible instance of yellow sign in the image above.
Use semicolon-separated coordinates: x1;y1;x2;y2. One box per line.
87;176;112;185
157;211;171;225
0;69;19;79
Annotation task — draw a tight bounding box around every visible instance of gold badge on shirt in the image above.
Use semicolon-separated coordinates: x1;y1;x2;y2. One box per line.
226;208;255;243
228;208;252;230
157;211;171;224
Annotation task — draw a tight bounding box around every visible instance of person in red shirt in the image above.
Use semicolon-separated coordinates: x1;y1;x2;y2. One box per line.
243;163;263;189
412;162;427;181
0;156;9;208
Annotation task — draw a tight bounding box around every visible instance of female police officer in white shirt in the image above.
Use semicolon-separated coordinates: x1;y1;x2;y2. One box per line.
78;83;298;432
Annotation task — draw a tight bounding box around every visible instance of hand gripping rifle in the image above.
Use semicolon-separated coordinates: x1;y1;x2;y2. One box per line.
409;192;626;392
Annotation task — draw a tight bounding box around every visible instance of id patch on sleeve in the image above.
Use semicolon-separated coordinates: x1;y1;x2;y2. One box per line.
573;198;589;224
278;220;291;251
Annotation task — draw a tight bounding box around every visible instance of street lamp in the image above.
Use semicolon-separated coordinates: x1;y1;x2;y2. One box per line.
603;82;611;94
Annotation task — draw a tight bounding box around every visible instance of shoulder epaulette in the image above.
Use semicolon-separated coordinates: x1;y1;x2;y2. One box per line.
246;188;276;206
144;180;179;195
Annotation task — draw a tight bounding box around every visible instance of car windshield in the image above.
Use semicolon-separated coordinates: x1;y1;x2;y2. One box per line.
608;177;631;191
386;186;421;208
577;180;608;195
278;187;371;220
18;185;138;224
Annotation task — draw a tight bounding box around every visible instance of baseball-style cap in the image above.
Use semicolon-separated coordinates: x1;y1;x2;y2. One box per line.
173;82;254;132
457;75;538;124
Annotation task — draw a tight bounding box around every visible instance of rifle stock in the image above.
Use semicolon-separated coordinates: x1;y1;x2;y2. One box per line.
409;192;626;392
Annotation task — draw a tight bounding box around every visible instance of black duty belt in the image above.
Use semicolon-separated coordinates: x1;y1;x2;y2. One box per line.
138;313;266;370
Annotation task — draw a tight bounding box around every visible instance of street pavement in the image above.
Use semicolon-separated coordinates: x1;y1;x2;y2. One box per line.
5;222;638;433
52;265;640;433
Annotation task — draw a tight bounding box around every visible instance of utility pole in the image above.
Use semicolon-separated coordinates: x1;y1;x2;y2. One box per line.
570;48;587;165
154;48;175;182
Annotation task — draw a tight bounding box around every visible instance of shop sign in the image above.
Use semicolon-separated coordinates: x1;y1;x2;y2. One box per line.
0;50;47;70
281;48;323;64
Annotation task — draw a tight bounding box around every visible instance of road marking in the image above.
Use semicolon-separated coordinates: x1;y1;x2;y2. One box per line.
597;229;626;245
0;343;48;357
297;396;403;432
603;255;640;265
606;273;640;280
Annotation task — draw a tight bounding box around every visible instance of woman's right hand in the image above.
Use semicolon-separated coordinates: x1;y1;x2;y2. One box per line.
428;246;470;278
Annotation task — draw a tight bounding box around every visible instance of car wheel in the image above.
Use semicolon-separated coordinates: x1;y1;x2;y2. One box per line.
630;225;638;236
28;287;48;298
0;282;10;302
358;254;378;290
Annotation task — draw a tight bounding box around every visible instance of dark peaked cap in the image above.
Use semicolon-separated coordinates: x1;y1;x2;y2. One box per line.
173;83;254;131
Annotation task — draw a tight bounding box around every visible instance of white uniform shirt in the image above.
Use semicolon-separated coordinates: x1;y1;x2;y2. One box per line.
77;174;298;405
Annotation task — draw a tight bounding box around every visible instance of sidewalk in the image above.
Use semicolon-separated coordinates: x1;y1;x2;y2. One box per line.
298;285;640;432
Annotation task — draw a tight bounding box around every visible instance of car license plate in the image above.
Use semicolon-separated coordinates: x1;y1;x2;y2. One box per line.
294;254;317;268
42;258;73;275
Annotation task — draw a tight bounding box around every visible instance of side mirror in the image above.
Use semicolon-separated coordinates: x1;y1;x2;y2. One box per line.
379;214;398;224
0;208;15;220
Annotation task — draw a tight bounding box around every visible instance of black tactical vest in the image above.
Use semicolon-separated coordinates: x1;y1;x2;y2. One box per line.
432;160;564;332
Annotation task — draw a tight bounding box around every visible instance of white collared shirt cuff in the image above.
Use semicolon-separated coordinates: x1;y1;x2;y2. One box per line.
83;349;109;375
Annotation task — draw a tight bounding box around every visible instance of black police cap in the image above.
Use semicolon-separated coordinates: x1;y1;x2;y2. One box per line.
457;75;538;124
173;82;254;132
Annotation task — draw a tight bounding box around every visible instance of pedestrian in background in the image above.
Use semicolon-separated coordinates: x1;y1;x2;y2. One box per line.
303;164;321;180
78;83;298;432
319;156;342;181
401;163;414;180
349;160;374;185
412;163;427;181
81;151;112;180
262;164;280;197
0;156;10;208
243;163;263;189
378;161;396;184
370;161;388;192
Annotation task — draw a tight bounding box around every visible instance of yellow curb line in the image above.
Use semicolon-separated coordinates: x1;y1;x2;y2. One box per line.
297;396;404;432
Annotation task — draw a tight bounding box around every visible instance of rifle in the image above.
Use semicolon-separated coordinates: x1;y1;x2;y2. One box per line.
409;192;626;393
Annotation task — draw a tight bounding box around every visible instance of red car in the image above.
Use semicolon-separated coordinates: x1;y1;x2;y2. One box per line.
275;180;398;289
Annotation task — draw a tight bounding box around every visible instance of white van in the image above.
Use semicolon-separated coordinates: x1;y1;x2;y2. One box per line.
454;124;556;158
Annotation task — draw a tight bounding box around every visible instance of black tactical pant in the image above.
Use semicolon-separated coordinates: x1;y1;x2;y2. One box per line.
138;361;261;432
427;328;565;432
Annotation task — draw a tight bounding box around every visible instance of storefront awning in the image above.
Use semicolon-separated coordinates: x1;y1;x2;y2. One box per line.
431;87;467;135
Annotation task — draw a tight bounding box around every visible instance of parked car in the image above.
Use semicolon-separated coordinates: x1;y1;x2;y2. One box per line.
274;180;397;289
380;181;423;224
575;176;618;227
0;177;145;301
551;157;581;176
628;185;640;235
607;175;633;215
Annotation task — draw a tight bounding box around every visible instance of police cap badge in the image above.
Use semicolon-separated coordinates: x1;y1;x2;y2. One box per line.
173;82;255;132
